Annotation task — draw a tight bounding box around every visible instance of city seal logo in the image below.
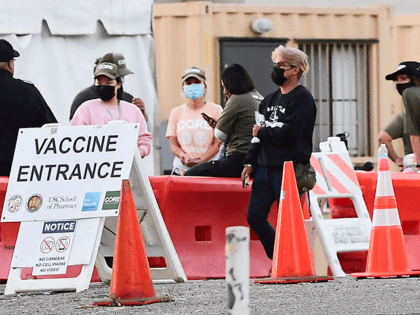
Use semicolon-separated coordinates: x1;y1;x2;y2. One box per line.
26;194;43;213
7;195;23;213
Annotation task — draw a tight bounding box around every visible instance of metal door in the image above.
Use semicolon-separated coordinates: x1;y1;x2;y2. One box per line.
219;37;288;106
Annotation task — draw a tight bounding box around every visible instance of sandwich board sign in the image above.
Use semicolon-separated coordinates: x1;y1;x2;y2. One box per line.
2;123;138;222
2;122;138;294
95;148;187;284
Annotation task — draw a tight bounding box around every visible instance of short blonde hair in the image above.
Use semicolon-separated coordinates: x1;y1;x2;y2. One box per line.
271;45;309;79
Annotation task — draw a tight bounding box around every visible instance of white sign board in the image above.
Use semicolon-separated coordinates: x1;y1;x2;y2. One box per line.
33;220;76;275
2;123;139;222
10;218;101;276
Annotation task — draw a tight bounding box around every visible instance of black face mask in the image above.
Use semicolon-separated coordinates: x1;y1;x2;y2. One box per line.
95;85;115;102
271;66;288;86
396;82;415;96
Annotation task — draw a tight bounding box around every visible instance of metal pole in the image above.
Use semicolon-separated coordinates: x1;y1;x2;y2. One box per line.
226;226;249;315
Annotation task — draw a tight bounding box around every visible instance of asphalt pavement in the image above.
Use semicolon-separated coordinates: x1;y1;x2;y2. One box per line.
2;276;420;314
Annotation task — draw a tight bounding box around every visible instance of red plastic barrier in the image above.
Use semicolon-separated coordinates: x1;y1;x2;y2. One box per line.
0;176;100;283
149;176;280;279
329;198;357;218
0;177;20;283
330;172;420;273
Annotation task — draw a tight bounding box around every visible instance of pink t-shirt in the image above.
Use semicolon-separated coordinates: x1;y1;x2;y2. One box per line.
70;99;152;156
166;102;222;160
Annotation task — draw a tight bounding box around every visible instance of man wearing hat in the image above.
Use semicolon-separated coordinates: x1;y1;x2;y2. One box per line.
0;39;57;176
69;52;148;123
386;61;420;170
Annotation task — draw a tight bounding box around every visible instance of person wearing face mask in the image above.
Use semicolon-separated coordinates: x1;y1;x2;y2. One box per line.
70;62;152;158
69;52;149;125
385;61;420;171
183;64;263;178
166;66;222;175
240;45;317;260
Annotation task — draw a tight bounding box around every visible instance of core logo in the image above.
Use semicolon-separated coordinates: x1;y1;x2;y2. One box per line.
187;68;201;74
98;63;113;70
26;193;43;213
102;191;121;210
82;192;101;212
7;195;23;213
117;59;126;65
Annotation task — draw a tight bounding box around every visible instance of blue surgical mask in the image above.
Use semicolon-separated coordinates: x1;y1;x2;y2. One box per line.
184;84;205;100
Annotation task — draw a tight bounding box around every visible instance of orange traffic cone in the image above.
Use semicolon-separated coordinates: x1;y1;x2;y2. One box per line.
300;193;310;220
93;180;167;306
255;161;333;284
352;157;420;278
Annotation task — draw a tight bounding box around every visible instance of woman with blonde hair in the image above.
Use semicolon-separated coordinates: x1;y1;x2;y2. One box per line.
241;45;317;260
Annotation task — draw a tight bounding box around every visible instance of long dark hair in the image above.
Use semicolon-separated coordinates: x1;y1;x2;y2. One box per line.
116;77;124;100
221;64;255;95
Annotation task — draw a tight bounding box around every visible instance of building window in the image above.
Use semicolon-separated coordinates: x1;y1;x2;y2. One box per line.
297;40;375;157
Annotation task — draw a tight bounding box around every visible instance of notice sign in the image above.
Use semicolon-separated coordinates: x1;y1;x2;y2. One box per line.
33;220;76;275
2;123;139;222
11;218;101;278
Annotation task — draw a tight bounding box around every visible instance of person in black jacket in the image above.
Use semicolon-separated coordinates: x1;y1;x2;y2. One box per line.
241;45;317;260
0;39;57;176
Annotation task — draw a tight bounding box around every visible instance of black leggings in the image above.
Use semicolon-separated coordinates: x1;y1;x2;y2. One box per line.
247;166;283;260
184;154;247;178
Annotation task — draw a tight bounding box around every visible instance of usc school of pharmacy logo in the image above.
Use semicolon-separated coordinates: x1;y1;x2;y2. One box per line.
7;195;23;213
26;194;43;213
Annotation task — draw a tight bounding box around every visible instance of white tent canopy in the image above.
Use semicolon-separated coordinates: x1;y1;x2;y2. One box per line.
0;0;159;175
0;0;153;35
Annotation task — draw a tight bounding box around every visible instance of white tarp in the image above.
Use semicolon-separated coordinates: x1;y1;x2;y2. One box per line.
0;0;153;35
0;0;158;175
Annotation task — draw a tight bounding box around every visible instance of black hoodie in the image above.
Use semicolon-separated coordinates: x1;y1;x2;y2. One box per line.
243;85;316;169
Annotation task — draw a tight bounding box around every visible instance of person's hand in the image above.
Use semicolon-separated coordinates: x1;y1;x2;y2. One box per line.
241;165;252;188
132;97;145;111
179;153;188;165
139;148;146;158
395;157;404;167
207;118;217;129
201;113;217;128
253;125;261;137
179;153;200;167
133;97;148;121
185;157;201;167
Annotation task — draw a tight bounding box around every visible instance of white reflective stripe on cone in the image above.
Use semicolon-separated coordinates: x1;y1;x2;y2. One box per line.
372;208;401;227
375;171;395;197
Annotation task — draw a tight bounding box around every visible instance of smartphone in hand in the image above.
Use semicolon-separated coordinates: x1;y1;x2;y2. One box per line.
242;177;249;188
201;112;217;127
